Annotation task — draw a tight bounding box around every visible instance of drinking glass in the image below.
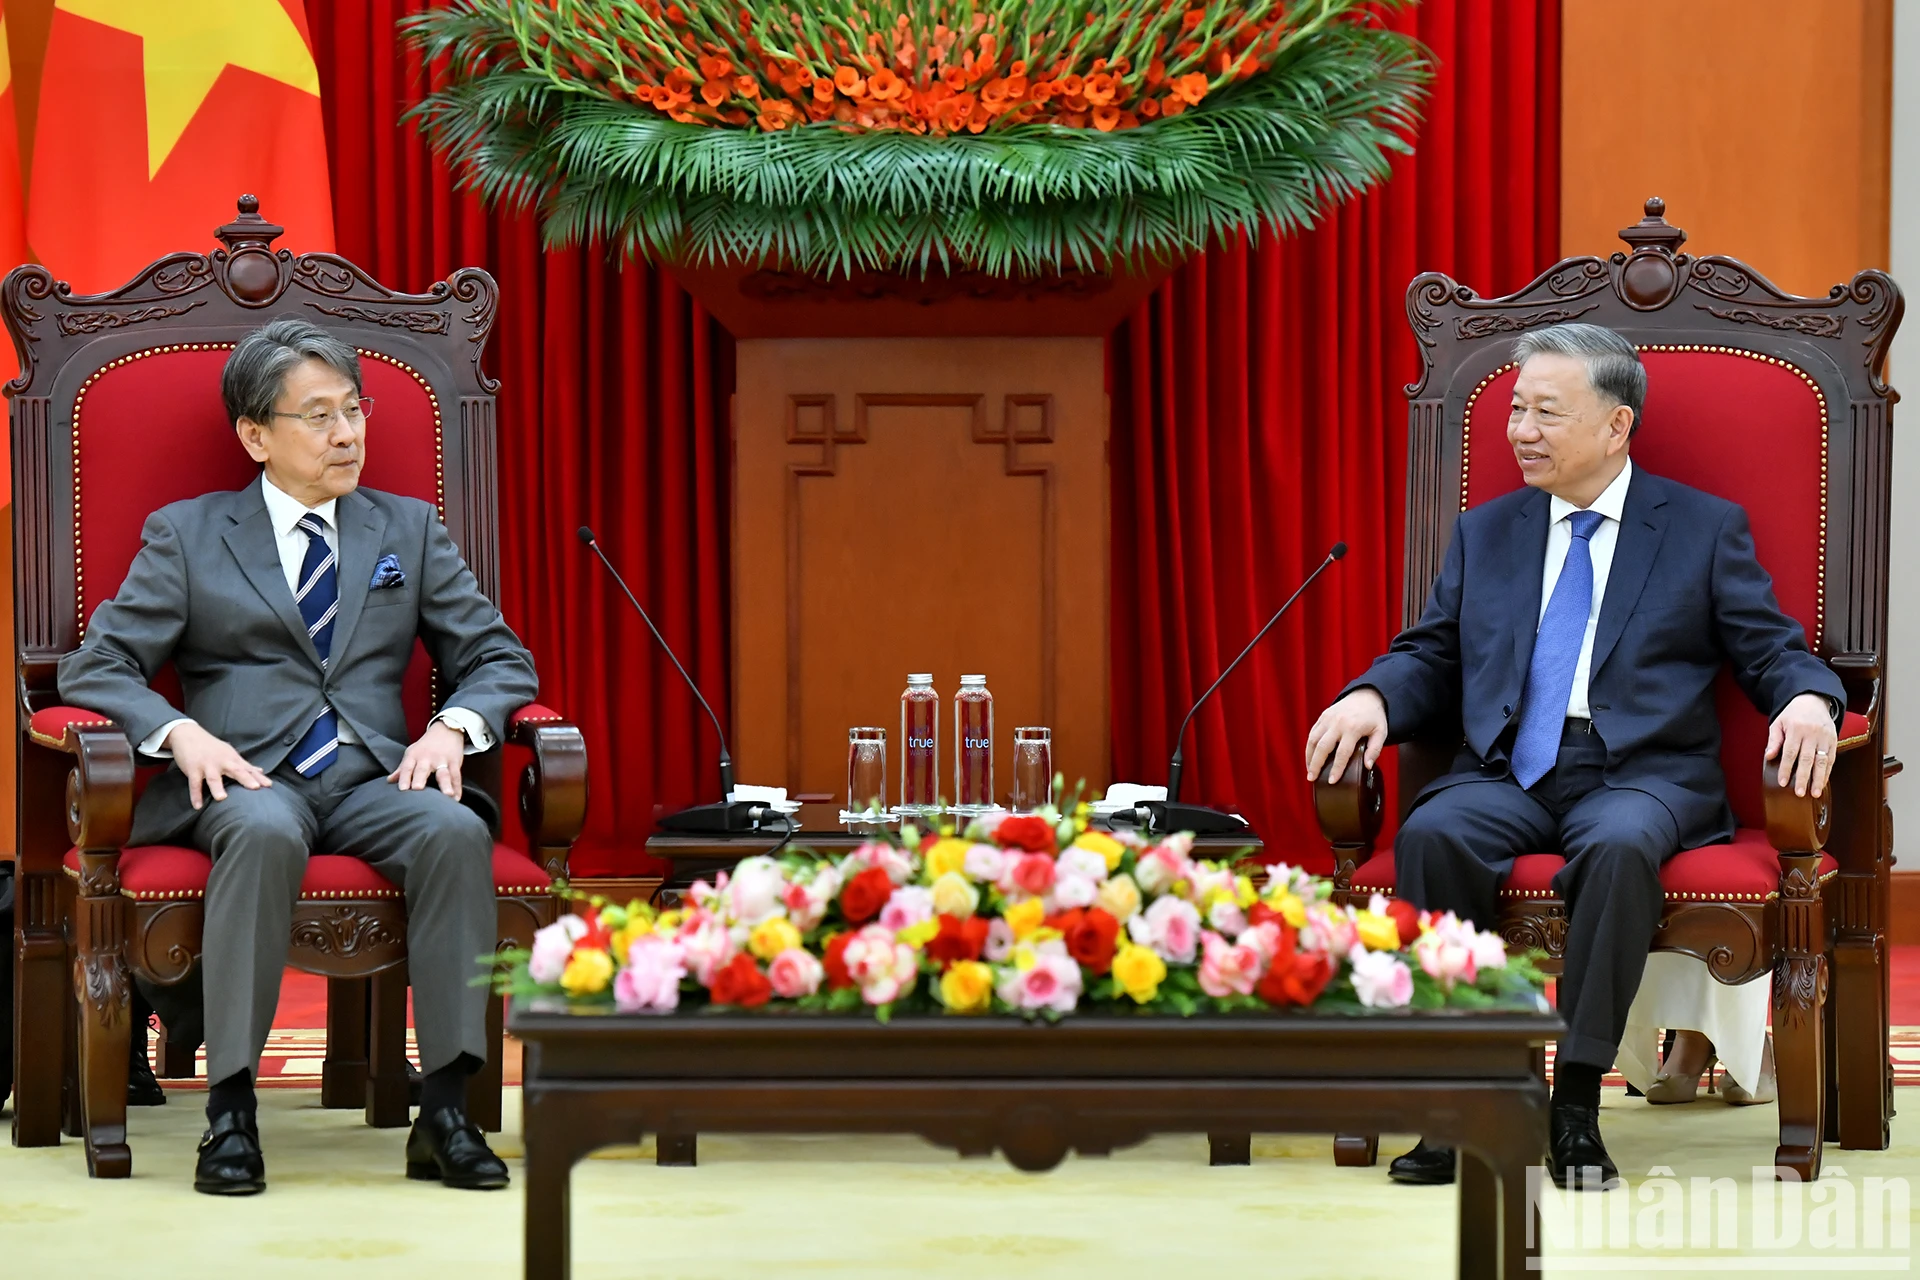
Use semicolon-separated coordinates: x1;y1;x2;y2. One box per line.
847;727;887;816
1010;726;1053;812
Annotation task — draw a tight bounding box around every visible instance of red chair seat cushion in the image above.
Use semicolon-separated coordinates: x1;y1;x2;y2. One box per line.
1348;828;1837;905
64;843;554;902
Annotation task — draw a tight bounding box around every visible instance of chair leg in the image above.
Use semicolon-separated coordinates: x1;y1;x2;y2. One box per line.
1333;1134;1380;1166
1207;1132;1252;1165
1832;935;1890;1149
154;1022;198;1080
322;976;369;1109
71;853;131;1178
365;964;411;1129
12;869;68;1147
468;991;505;1133
1772;853;1827;1182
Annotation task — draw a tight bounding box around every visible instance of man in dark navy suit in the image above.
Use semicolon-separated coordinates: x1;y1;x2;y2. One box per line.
1304;323;1842;1189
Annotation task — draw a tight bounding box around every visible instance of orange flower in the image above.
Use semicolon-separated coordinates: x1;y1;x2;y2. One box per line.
979;77;1009;107
868;68;906;100
1092;104;1121;130
943;65;969;91
699;54;733;80
834;65;866;95
1056;73;1084;97
1170;72;1209;104
1083;72;1116;105
1145;58;1167;87
734;74;761;99
1137;96;1161;118
664;65;696;93
1160;95;1185;117
700;78;730;106
813;77;836;102
1181;7;1205;29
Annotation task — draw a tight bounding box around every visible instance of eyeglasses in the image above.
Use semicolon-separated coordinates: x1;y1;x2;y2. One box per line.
270;398;374;430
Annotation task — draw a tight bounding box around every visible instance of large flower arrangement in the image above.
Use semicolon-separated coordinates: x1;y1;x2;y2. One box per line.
401;0;1427;276
500;802;1544;1019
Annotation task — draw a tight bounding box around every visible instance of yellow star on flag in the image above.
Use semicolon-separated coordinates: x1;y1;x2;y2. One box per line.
56;0;320;178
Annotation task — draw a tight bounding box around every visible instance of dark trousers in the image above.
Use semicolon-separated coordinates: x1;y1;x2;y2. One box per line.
1394;721;1680;1069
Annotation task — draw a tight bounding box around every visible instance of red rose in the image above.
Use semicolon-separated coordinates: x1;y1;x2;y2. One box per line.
924;913;990;969
996;814;1058;854
1258;950;1332;1007
710;953;773;1007
1063;907;1121;975
840;866;894;923
1011;852;1057;896
1247;901;1287;930
823;931;855;989
1384;898;1422;947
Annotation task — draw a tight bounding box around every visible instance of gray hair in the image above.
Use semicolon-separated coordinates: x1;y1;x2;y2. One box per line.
1513;322;1647;438
221;318;362;426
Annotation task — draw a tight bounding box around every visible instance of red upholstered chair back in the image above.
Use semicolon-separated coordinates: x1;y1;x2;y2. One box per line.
1398;198;1898;834
3;198;506;865
1461;353;1827;826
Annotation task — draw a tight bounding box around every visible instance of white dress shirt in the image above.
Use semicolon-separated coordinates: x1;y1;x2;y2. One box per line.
1538;459;1633;719
140;474;492;758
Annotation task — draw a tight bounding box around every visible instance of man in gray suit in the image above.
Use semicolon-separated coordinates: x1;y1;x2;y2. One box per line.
60;319;538;1195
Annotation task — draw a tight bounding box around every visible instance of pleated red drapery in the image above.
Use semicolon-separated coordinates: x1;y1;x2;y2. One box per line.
1110;0;1562;867
309;1;734;877
306;0;1559;875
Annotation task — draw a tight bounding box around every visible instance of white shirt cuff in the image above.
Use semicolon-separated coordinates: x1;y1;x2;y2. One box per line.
431;707;494;754
139;717;196;758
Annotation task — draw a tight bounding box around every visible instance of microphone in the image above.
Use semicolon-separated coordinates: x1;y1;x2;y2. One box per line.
1124;542;1347;836
578;526;758;835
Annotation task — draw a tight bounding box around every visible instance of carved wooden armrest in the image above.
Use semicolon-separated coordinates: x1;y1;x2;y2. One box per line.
508;705;588;871
1312;758;1384;891
26;705;134;855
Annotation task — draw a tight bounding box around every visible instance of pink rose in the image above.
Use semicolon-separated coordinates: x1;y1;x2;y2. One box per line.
679;915;734;986
1055;847;1109;883
1050;873;1098;910
766;947;825;999
527;915;586;984
780;866;840;932
983;918;1015;963
1206;896;1248;937
724;856;788;924
613;936;687;1012
841;924;917;1005
962;843;1007;883
1133;845;1191;896
1198;929;1264;997
1348;946;1414;1009
1128;895;1201;964
1010;853;1057;898
878;885;935;933
1301;903;1356;957
995;952;1082;1013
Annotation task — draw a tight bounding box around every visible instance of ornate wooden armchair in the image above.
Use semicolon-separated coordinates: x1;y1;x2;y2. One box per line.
4;198;588;1177
1315;200;1899;1181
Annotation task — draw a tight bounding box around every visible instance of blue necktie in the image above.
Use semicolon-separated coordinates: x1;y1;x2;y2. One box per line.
288;513;339;776
1510;509;1606;789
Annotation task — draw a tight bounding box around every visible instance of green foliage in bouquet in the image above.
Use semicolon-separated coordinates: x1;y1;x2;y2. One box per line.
401;0;1429;276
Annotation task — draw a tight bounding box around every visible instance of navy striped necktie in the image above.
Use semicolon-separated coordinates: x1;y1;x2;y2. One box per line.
289;512;339;776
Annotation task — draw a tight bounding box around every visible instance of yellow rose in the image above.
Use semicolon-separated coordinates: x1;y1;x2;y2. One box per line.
939;961;994;1014
608;918;654;961
1004;897;1047;940
1095;873;1143;921
655;908;685;934
1354;911;1401;952
1112;944;1167;1004
897;918;941;949
931;870;981;918
1234;874;1258;908
925;838;972;882
1072;830;1126;872
749;917;803;961
1268;891;1306;928
559;947;614;997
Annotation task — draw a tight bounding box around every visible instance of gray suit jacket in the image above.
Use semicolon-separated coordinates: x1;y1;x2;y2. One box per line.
58;479;539;841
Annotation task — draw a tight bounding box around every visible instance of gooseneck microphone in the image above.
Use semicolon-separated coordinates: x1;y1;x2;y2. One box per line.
1132;541;1347;835
579;526;761;835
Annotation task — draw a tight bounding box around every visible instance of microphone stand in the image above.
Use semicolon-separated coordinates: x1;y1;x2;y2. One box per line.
579;527;772;836
1128;542;1347;835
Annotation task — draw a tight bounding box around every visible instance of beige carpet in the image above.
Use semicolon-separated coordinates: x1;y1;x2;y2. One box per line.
2;1087;1914;1278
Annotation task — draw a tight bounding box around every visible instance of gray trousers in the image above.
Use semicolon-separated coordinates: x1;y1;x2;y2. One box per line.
132;745;495;1085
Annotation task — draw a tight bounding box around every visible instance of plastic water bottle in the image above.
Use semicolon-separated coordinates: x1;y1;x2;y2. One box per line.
900;674;940;810
954;674;994;810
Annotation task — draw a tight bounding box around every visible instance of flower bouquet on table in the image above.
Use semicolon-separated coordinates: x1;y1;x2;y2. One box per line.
496;792;1546;1019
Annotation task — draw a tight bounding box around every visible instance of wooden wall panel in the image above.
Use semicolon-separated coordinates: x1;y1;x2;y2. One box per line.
1560;0;1892;293
734;337;1108;806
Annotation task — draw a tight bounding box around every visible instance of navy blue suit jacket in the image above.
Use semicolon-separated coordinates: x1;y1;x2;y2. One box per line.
1344;468;1843;849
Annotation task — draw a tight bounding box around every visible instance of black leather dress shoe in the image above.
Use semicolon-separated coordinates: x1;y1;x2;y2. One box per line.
128;1049;166;1107
1550;1102;1620;1190
194;1112;265;1196
1387;1139;1456;1185
406;1106;510;1190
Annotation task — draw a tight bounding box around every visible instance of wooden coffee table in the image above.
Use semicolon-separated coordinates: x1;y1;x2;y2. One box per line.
513;1004;1559;1280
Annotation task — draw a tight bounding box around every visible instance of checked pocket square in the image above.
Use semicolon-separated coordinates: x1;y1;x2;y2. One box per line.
369;554;406;589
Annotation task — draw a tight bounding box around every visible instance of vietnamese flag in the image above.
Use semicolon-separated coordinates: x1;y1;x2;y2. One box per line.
26;0;333;294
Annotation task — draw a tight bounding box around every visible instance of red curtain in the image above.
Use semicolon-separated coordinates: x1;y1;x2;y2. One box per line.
309;1;735;877
1110;0;1562;867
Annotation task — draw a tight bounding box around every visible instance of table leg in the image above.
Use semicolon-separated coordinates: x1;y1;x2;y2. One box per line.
1458;1149;1497;1279
523;1088;573;1280
1206;1132;1250;1166
656;1133;698;1166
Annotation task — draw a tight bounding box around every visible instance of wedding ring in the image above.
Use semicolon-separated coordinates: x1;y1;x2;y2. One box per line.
1814;749;1830;757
